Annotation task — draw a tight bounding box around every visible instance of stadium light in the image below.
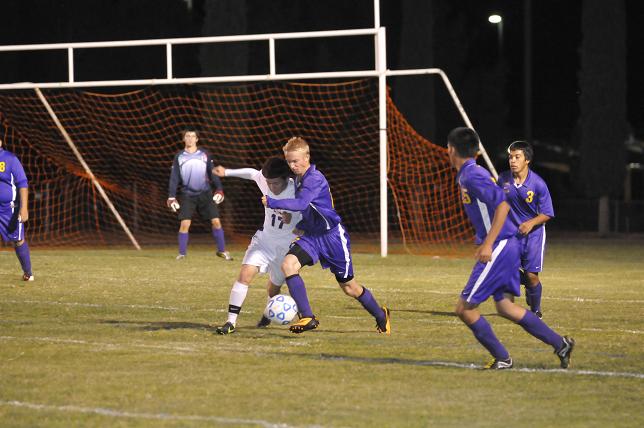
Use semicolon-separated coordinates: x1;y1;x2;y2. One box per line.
488;14;504;57
488;14;502;24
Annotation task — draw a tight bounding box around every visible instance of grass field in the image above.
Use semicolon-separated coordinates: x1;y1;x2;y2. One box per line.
1;238;643;427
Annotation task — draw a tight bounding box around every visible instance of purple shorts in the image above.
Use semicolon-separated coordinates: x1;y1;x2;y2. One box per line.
0;204;24;242
461;237;521;305
292;224;354;281
518;227;547;273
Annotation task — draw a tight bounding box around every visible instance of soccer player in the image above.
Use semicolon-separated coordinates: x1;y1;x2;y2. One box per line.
167;129;232;261
498;141;554;318
261;137;391;335
0;137;34;281
447;127;573;369
213;157;301;334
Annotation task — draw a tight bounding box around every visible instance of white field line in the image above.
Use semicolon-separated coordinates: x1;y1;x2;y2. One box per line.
316;355;644;379
4;299;644;335
2;335;643;380
0;399;313;428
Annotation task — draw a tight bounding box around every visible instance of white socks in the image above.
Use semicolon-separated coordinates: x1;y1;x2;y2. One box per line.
227;281;249;325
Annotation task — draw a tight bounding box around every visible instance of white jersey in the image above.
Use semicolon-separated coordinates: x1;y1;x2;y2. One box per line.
225;168;299;244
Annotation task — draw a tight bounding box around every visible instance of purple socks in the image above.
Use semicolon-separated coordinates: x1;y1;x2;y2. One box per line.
212;228;225;252
518;309;562;349
15;241;32;275
285;274;313;318
357;287;386;323
467;316;510;360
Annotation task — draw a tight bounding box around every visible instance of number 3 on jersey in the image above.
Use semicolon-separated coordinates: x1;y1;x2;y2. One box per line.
461;189;471;204
271;213;284;229
525;190;534;203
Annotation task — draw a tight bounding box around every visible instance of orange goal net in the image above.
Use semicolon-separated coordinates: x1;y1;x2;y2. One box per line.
0;80;471;253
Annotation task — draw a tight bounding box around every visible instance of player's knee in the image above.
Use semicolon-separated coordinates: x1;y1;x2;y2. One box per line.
338;278;359;297
526;272;540;286
211;218;222;229
14;240;25;247
281;256;299;276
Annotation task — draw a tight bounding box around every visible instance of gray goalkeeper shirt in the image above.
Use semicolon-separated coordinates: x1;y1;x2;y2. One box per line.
168;148;223;197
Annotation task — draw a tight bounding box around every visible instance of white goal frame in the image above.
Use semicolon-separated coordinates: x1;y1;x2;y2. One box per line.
0;0;495;256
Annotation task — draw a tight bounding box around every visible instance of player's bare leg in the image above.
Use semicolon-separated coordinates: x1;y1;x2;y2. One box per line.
176;219;191;260
339;278;390;335
217;264;259;335
456;298;512;369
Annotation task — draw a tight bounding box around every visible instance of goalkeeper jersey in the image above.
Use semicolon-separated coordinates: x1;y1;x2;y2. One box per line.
168;148;223;198
224;168;300;244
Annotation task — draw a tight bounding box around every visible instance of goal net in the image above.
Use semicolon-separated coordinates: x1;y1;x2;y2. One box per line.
0;79;471;253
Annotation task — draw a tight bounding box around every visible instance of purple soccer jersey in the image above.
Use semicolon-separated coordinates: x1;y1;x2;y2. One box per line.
457;160;517;244
266;164;353;278
266;164;342;236
498;169;554;272
498;170;554;224
0;148;28;242
457;159;520;303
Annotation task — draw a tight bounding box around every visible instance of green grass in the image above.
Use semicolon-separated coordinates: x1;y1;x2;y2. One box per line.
1;239;643;427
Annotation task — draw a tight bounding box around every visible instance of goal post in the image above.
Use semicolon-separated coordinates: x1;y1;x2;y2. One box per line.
0;24;493;255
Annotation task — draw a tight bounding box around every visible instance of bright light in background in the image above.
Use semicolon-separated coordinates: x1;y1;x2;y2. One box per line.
488;14;502;24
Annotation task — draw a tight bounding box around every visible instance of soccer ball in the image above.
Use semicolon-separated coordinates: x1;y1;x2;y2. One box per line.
264;294;298;325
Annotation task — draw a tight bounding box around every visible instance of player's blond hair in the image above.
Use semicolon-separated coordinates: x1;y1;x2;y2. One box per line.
283;136;309;155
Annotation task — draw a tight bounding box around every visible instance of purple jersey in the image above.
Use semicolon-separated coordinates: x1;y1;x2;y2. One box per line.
0;148;28;206
265;164;342;236
498;169;554;227
457;159;517;244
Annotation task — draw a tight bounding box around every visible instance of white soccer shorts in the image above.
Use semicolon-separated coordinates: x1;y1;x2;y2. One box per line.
241;233;291;286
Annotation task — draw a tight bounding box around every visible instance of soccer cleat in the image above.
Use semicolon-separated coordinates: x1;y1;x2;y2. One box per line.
484;357;513;370
289;316;319;334
376;306;391;335
216;322;236;335
534;310;543;319
176;254;186;260
216;251;233;261
256;315;271;328
556;336;575;368
22;273;34;281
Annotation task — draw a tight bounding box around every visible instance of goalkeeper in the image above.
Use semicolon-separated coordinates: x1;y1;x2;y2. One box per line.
167;129;232;261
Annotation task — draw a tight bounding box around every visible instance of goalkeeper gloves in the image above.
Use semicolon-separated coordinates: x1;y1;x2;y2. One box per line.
213;191;225;204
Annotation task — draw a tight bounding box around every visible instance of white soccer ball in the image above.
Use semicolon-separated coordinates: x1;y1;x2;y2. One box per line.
264;295;298;325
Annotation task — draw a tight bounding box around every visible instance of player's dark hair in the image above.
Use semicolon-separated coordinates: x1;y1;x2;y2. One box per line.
447;127;480;158
181;128;199;139
507;140;534;161
262;157;291;179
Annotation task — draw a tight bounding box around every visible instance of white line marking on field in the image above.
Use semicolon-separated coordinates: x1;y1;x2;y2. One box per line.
317;355;644;379
3;335;643;380
0;400;312;428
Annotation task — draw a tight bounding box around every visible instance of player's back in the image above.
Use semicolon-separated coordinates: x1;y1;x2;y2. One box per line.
457;159;517;244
